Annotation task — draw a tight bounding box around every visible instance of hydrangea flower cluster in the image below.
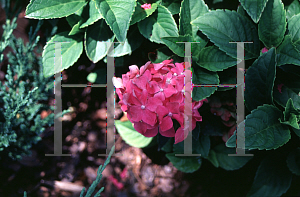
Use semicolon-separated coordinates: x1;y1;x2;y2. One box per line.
113;60;206;144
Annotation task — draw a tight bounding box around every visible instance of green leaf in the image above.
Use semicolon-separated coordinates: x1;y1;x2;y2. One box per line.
287;148;300;176
285;0;300;20
245;48;276;111
87;67;107;84
239;0;268;23
247;153;293;197
43;32;83;78
288;13;300;52
148;46;173;63
84;19;114;63
87;73;97;83
161;138;174;152
80;0;103;28
115;120;153;148
130;2;158;25
258;0;286;48
196;45;241;71
138;4;179;44
198;134;210;158
161;0;181;15
292;127;300;137
280;99;300;129
95;0;136;42
192;66;219;101
277;35;300;67
208;144;252;171
217;66;236;91
161;35;192;57
274;82;300;110
166;153;201;173
191;10;260;60
179;0;209;46
25;0;87;19
226;105;291;150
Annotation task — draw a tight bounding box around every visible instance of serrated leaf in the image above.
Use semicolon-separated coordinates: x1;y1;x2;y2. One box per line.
161;0;181;14
277;35;300;66
288;13;300;52
274;82;300;110
115;120;153;148
192;66;219;101
43;32;83;78
245;48;276;111
84;20;114;63
179;0;209;46
286;148;300;176
166;153;201;173
95;0;136;42
197;45;241;71
258;0;286;48
191;10;260;60
25;0;87;19
138;4;179;44
161;35;192;57
239;0;268;23
209;144;252;171
280;98;300;129
130;2;158;25
285;0;300;19
247;154;292;197
80;0;103;28
226;105;291;150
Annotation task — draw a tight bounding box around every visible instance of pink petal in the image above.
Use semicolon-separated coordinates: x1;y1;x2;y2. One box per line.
141;3;151;10
133;121;147;134
142;109;157;126
174;127;188;144
159;116;173;131
173;113;184;127
127;91;141;106
262;47;268;53
146;97;162;112
147;81;160;94
156;105;169;122
164;85;177;98
128;106;143;122
166;102;180;114
159;126;175;137
154;91;165;101
144;127;159;137
112;77;124;88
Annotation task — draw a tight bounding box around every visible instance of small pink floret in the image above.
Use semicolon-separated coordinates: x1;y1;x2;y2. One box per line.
262;47;268;53
277;83;284;93
141;3;151;10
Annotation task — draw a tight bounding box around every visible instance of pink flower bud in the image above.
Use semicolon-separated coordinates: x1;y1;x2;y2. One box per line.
262;47;268;53
141;3;151;10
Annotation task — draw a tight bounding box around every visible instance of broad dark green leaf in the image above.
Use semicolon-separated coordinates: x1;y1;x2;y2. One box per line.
130;2;158;25
161;35;192;57
288;13;300;52
217;66;236;91
280;99;300;129
161;0;181;14
226;105;291;150
191;10;260;60
95;0;136;42
286;148;300;176
258;0;286;48
115;120;153;148
80;0;103;28
25;0;87;19
247;154;293;197
274;82;300;110
43;32;83;78
148;46;173;63
285;0;300;19
192;66;219;101
245;48;276;111
84;20;114;63
277;35;300;66
138;4;179;44
166;153;201;173
208;144;252;171
197;45;241;71
240;0;268;23
179;0;209;47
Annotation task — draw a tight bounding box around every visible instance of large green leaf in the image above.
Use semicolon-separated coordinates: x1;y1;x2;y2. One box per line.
280;99;300;129
277;35;300;67
25;0;87;19
161;0;181;14
191;10;260;60
84;19;114;63
285;0;300;19
288;13;300;52
80;0;103;28
161;35;192;57
43;32;83;78
192;66;219;101
274;82;300;110
196;45;241;72
95;0;136;42
179;0;209;47
130;2;158;25
148;46;173;63
115;120;153;148
247;154;293;197
245;48;276;111
239;0;268;23
166;153;201;173
138;4;179;44
286;148;300;176
207;144;252;171
217;66;236;91
226;105;291;150
258;0;286;48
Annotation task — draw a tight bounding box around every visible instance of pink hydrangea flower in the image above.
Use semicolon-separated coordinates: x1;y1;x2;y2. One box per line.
262;47;268;53
141;3;151;10
113;60;206;144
